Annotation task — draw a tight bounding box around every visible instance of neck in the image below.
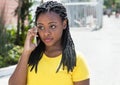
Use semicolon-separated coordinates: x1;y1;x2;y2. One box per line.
45;45;62;57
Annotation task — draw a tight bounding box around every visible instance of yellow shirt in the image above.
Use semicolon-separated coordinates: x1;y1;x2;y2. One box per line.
27;53;89;85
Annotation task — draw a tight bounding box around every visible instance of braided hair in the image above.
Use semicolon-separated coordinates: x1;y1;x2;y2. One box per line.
28;1;76;73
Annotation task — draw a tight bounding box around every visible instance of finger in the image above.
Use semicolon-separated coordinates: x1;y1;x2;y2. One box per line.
28;29;36;35
32;26;38;37
31;26;38;33
27;30;36;41
29;27;38;35
33;26;38;36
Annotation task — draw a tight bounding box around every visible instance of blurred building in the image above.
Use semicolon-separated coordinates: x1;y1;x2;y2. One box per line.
0;0;18;27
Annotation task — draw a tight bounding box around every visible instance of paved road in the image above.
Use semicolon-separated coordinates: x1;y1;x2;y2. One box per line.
0;15;120;85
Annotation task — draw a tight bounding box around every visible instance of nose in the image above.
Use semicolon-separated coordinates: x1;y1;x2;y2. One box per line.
44;29;51;36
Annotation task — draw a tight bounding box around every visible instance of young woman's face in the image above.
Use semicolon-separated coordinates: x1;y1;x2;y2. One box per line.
36;12;66;47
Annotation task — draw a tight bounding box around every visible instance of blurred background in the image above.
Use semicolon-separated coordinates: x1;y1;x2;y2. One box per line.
0;0;120;85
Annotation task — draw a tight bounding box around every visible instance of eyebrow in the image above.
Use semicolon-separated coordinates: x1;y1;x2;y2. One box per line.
37;22;57;25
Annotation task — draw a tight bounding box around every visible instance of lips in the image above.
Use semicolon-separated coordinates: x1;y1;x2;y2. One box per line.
44;38;53;43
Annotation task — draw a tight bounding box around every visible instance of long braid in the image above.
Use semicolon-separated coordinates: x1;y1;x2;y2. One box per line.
28;1;76;73
56;20;76;72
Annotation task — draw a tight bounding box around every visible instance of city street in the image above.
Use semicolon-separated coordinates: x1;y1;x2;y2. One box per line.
0;15;120;85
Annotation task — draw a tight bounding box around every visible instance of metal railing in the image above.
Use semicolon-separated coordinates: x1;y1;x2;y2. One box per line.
64;1;103;30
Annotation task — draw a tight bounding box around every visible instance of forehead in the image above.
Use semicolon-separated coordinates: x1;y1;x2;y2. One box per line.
37;12;62;23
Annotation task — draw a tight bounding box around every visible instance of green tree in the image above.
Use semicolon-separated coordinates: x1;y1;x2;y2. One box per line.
0;4;10;57
104;0;113;8
104;0;120;8
14;0;34;45
0;3;14;68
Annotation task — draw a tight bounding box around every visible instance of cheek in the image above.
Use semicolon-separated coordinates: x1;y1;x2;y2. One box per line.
54;29;63;38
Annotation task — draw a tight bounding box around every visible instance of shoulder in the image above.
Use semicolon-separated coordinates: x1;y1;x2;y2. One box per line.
71;52;89;81
75;52;89;71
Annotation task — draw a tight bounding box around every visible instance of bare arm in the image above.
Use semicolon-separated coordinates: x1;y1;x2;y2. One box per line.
9;51;30;85
9;27;38;85
74;79;90;85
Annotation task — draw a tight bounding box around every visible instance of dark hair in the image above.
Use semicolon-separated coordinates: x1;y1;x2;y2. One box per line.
28;1;76;73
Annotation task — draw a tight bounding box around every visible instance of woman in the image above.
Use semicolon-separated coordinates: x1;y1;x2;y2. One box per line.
9;1;89;85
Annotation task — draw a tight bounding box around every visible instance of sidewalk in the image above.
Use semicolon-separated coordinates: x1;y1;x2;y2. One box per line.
0;65;16;85
0;15;120;85
71;15;120;85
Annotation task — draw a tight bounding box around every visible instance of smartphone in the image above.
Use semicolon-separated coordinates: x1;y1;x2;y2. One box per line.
33;27;38;46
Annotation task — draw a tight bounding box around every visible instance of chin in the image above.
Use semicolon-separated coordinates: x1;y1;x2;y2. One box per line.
44;43;54;47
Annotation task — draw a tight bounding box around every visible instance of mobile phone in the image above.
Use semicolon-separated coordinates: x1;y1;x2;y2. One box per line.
33;27;38;46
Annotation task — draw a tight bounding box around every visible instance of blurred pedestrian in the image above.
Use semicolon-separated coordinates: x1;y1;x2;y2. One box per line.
107;8;112;17
115;9;119;18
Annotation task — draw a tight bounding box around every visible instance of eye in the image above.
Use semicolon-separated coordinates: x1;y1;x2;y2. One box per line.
37;25;44;30
50;25;56;29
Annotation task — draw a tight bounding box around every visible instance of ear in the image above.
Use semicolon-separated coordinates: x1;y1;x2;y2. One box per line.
63;19;67;29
